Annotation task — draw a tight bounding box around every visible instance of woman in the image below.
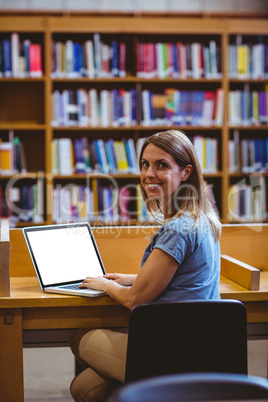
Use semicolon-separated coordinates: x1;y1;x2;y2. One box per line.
70;130;221;401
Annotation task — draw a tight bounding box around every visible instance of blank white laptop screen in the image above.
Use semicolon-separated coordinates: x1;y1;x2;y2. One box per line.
23;223;106;296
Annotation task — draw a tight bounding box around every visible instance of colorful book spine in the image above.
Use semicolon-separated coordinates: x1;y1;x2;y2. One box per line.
3;39;11;77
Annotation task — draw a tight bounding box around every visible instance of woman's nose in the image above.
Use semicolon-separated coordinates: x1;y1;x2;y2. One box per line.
146;165;155;177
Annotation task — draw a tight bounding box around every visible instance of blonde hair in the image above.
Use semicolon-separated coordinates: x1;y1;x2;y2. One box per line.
139;130;221;241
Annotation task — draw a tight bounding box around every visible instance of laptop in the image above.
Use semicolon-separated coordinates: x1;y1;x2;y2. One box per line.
23;222;106;297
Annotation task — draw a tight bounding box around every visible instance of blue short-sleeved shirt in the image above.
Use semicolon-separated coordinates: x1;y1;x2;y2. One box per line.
140;214;221;302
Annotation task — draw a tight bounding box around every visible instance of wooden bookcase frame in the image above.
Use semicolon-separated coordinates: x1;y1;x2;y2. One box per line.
0;14;267;226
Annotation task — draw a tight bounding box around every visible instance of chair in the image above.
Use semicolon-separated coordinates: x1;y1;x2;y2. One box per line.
109;372;268;402
125;300;247;383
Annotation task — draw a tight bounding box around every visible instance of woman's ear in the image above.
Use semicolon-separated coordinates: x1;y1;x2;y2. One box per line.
181;164;193;181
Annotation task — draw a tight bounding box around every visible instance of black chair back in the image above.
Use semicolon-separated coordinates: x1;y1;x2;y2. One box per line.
125;300;247;383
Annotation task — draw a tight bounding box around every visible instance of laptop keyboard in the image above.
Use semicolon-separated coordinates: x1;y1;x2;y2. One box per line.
60;283;83;290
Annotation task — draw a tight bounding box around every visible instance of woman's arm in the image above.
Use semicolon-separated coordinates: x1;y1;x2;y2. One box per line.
80;248;179;310
103;273;137;286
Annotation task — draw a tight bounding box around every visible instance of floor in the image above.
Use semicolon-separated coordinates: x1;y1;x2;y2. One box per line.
23;340;268;401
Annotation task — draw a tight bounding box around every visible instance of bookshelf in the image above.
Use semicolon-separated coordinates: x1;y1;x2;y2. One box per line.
0;14;267;226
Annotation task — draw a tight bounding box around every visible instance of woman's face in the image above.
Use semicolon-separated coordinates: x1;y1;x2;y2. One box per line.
140;143;189;214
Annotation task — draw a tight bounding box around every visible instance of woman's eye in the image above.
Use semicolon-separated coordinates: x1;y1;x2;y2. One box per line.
158;162;168;168
141;161;149;168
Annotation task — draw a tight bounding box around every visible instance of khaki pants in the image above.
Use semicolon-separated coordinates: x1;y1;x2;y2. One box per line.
70;328;128;401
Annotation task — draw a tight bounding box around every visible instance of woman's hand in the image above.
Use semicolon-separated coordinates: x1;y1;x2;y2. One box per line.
79;273;136;295
79;276;109;291
103;273;137;286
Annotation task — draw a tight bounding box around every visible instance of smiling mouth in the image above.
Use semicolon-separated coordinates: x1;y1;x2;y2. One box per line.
146;183;162;189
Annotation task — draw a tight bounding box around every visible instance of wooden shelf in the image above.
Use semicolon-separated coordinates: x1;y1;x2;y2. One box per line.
0;77;46;82
0;123;46;129
0;172;45;180
51;77;223;83
52;173;140;179
52;125;223;131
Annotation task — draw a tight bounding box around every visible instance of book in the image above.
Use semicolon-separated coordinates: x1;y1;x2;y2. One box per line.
123;138;137;174
104;139;117;174
191;91;205;126
113;140;129;173
3;39;11;77
95;139;110;174
193;136;205;172
209;40;218;78
29;43;42;77
111;89;119;126
118;186;131;221
11;33;20;77
142;90;152;126
65;40;74;77
58;138;74;175
93;33;102;77
253;138;266;171
123;90;132;127
51;139;59;174
119;42;126;78
74;138;86;174
89;89;99;127
85;40;95;78
81;137;92;173
111;40;119;77
100;90;110;127
214;89;224;126
101;43;110;77
191;42;202;79
89;141;100;173
67;90;78;126
131;89;137;126
0;142;13;175
77;88;89;127
202;91;214;126
178;91;190;125
0;42;3;77
73;42;81;77
17;139;27;173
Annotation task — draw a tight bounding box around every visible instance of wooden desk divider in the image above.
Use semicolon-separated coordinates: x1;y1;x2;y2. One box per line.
0;219;10;296
221;254;260;291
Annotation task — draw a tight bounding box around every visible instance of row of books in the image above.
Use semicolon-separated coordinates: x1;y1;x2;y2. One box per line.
0;181;44;226
229;36;268;79
51;135;220;176
1;32;267;82
0;33;43;78
51;88;137;127
51;137;140;175
141;89;224;127
137;40;222;80
228;135;268;173
52;183;154;224
0;133;27;175
228;86;268;126
228;177;267;222
51;35;126;79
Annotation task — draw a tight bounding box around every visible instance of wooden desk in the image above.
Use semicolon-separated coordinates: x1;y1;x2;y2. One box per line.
1;275;268;402
0;278;130;402
1;224;268;401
